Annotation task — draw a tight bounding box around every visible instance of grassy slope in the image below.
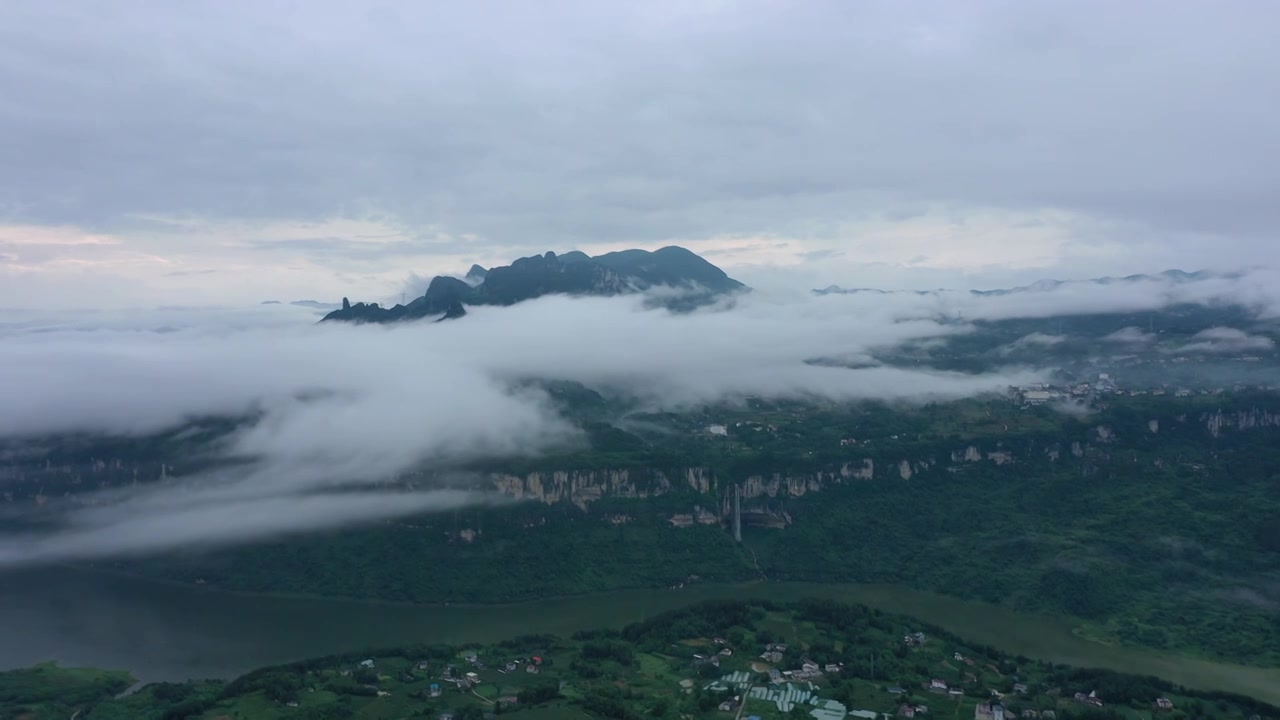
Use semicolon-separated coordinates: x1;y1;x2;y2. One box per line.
0;663;133;720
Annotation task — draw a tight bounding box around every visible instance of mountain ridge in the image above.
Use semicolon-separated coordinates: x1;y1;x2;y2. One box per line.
323;245;745;324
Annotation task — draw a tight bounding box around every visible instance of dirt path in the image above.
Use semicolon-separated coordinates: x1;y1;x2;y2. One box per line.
747;547;768;581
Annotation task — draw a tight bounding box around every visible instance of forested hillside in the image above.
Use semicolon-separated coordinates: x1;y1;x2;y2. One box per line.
82;391;1280;666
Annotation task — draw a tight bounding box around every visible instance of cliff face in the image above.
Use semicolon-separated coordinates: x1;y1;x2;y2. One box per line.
5;408;1279;510
476;407;1280;508
1203;408;1280;437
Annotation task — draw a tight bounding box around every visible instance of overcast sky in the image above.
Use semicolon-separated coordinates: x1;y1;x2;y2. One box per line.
1;1;1277;307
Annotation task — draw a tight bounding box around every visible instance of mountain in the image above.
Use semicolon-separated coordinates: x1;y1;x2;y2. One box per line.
322;246;745;323
328;276;474;324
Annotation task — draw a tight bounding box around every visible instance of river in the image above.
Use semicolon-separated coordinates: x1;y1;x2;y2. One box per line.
0;567;1277;704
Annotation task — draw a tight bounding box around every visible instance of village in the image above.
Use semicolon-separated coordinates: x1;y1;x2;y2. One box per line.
690;630;1186;720
340;613;1250;720
102;599;1269;720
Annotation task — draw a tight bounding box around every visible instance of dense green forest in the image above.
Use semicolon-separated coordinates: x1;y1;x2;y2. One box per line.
5;389;1278;666
103;392;1280;667
5;600;1277;720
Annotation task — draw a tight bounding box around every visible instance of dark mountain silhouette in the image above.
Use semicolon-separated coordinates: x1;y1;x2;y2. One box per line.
322;246;745;323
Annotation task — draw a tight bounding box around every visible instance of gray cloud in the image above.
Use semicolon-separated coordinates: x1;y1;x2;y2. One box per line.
0;0;1276;278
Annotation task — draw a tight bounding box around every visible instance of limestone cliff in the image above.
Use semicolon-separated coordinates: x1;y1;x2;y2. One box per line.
470;405;1280;508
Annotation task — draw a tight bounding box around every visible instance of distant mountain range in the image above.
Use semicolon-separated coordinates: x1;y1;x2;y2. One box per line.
815;269;1234;297
323;246;746;324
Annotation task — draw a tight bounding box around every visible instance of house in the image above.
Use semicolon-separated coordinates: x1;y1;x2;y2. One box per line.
439;714;454;720
930;679;948;691
720;648;733;656
463;651;478;663
465;671;480;684
1022;711;1039;719
713;637;727;645
851;711;879;720
768;668;782;682
526;664;539;674
502;661;518;673
825;663;842;673
1154;698;1174;711
888;687;907;695
1042;712;1055;720
976;703;1005;720
497;696;519;705
1073;692;1103;707
718;700;737;712
955;653;965;662
1023;390;1052;404
802;660;820;673
359;659;375;669
948;689;964;698
1013;683;1028;695
898;705;917;718
429;683;442;697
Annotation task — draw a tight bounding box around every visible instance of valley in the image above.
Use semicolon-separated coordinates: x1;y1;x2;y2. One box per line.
3;263;1280;714
27;389;1273;670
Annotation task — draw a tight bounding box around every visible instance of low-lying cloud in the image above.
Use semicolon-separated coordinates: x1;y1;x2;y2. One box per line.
0;488;487;568
1103;327;1158;345
0;270;1276;566
998;333;1067;355
1176;327;1276;355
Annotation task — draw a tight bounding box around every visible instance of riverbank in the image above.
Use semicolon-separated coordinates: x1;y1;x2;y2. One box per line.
1;567;1277;704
